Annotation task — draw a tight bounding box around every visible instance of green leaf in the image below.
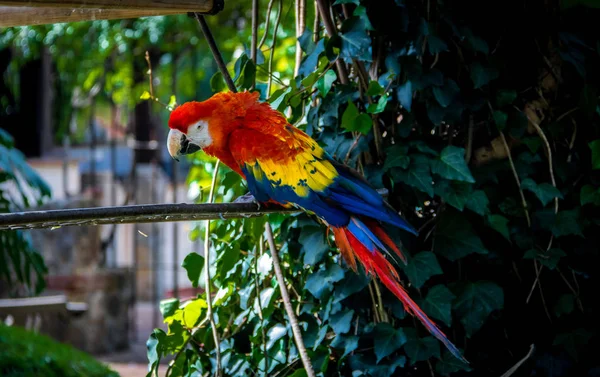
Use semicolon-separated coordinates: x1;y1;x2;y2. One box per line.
470;62;499;89
521;178;563;206
182;253;204;288
167;95;177;111
554;294;575;318
432;146;475;183
266;324;287;350
305;264;345;299
397;80;413;111
580;184;600;206
432;79;459;107
367;95;388;114
383;145;410;171
435;350;472;375
300;226;330;265
330;335;359;358
524;248;566;269
453;281;503;337
391;154;434;197
159;298;179;319
421;284;455;327
403;329;441;364
316;70;337;97
403;251;443;289
428;35;448;54
341;101;372;134
496;89;517;107
434;208;488;261
329;309;354;334
486;214;510;241
366;80;384;96
552;209;583;237
140;90;151;100
589;139;600;169
434;180;472;211
465;190;490;216
553;328;592;361
339;17;372;61
493;110;508;131
373;323;407;362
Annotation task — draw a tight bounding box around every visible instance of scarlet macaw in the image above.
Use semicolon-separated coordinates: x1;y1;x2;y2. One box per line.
166;91;466;362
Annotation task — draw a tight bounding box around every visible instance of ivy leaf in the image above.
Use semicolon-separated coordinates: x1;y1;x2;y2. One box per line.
465;190;490;216
421;284;455;327
554;294;575;318
428;35;448;54
397;80;413;111
552;209;584;237
496;89;517;107
521;178;563;206
266;324;288;350
580;184;600;206
470;62;499;88
299;39;325;77
402;251;442;289
383;145;410;171
589;139;600;169
317;70;337;97
553;328;592;361
432;146;476;183
160;298;180;319
453;281;504;337
403;329;441;364
432;79;459;107
486;214;511;241
366;80;384;96
391;154;434;197
330;335;359;358
182;253;204;288
367;95;388;114
524;248;566;270
339;17;372;61
305;264;345;299
435;350;472;375
434;180;472;211
493;110;508;131
330;309;354;334
434;208;488;261
342;101;372;134
299;226;330;265
373;323;407;362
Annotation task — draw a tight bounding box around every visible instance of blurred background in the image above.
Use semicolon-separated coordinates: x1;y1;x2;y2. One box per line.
0;2;294;375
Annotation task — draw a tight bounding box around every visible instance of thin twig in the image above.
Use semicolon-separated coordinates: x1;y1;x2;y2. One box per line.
465;114;474;163
254;243;269;373
265;222;316;377
194;14;236;92
294;0;307;77
499;344;535;377
315;0;349;84
367;281;381;323
499;132;531;227
204;160;222;377
372;279;389;323
258;0;276;49
267;0;283;95
251;0;259;90
312;0;320;43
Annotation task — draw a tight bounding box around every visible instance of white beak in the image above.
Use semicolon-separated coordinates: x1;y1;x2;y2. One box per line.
167;128;184;161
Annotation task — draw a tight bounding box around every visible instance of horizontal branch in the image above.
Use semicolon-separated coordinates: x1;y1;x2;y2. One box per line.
0;0;223;27
0;202;295;231
0;189;388;231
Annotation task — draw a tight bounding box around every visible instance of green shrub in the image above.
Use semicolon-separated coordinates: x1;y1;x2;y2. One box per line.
0;324;119;377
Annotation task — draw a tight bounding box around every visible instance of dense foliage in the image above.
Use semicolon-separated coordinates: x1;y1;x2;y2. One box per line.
0;128;50;296
148;1;600;376
1;0;600;376
0;324;119;377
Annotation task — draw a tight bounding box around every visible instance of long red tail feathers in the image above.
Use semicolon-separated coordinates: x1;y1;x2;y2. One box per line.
332;221;468;364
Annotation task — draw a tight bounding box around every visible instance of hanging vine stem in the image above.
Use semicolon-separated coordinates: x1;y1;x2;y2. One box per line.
250;0;259;90
254;240;269;373
294;0;306;77
258;0;276;50
204;159;222;377
499;131;531;227
315;0;349;84
265;222;317;377
267;0;283;95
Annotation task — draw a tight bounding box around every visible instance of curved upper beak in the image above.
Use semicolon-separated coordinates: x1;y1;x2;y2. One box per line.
167;128;201;162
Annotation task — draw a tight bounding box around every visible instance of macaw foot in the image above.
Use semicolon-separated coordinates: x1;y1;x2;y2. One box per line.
233;192;262;210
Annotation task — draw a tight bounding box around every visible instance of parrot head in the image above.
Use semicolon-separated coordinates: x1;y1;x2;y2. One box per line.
167;101;218;161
